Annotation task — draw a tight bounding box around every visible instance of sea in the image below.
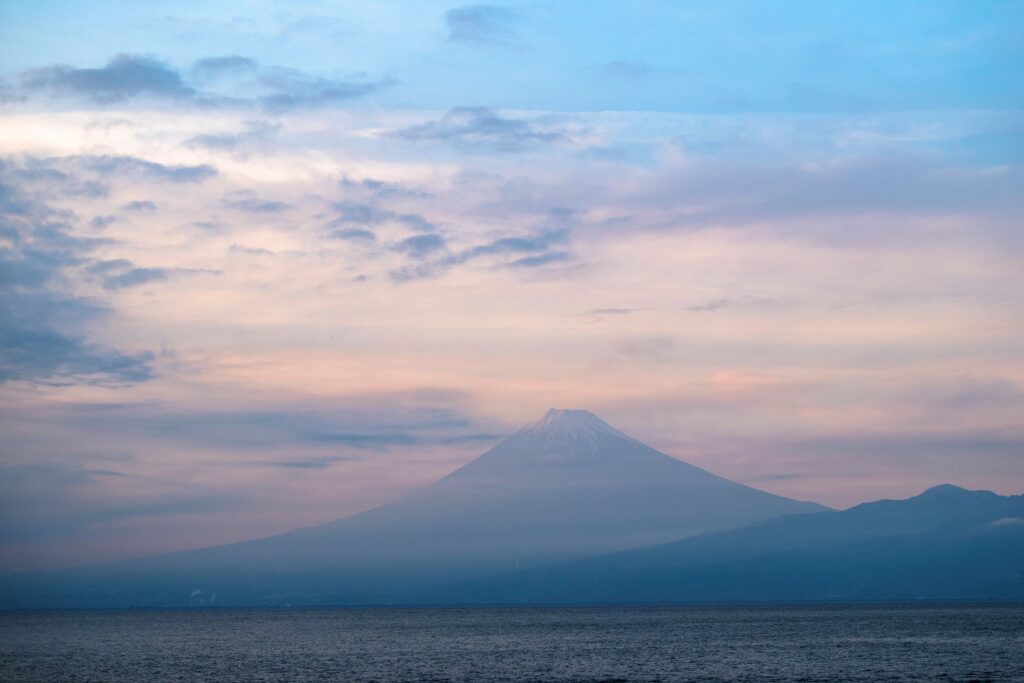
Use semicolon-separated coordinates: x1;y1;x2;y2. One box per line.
1;603;1022;682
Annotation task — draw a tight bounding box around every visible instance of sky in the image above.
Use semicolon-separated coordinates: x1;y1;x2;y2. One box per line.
1;0;1023;571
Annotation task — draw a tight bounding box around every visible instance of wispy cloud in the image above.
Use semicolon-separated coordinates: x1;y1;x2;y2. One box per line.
598;60;652;80
688;299;731;312
339;176;432;200
257;66;388;111
615;336;677;363
445;5;522;45
330;228;376;242
11;393;501;454
189;55;260;81
223;196;293;213
121;200;157;212
261;455;355;470
67;155;217;184
389;227;572;281
388;107;572;152
87;258;217;290
580;308;642;317
185;120;280;155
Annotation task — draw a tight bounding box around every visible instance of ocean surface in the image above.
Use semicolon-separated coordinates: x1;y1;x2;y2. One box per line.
1;603;1022;682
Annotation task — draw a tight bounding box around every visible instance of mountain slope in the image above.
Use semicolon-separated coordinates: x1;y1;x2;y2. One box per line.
440;485;1024;603
0;409;825;607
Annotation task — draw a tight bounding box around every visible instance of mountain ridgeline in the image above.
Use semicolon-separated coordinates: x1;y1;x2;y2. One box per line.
2;410;1021;607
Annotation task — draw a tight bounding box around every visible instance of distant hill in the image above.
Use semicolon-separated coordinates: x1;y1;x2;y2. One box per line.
439;484;1024;603
0;409;824;607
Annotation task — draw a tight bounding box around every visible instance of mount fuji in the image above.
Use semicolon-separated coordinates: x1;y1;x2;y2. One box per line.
2;409;826;607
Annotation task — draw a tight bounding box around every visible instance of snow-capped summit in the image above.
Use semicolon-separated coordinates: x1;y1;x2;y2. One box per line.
492;408;639;458
516;408;633;443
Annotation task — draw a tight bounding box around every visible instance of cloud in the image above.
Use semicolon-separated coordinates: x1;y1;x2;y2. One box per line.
187;221;221;233
759;432;1024;465
121;200;157;212
189;55;260;80
389;263;440;283
599;60;652;80
396;213;440;232
18;54;194;104
263;455;354;470
688;299;731;312
339;176;431;199
0;391;500;560
0;166;155;385
389;227;572;281
228;244;274;256
8;160;110;198
330;201;378;224
0;292;154;385
644;157;1024;233
581;308;640;317
330;228;376;241
8;53;388;110
507;250;570;267
0;462;129;490
0;464;234;542
87;258;216;290
446;5;522;45
616;336;677;363
27;394;500;453
185;120;280;154
68;155;217;184
325;201;440;236
101;267;170;290
89;215;116;229
424;151;1020;247
458;228;568;260
910;378;1024;412
256;66;388;111
223;194;292;213
393;233;447;259
387;107;569;152
277;15;353;44
85;258;133;274
0;385;505;561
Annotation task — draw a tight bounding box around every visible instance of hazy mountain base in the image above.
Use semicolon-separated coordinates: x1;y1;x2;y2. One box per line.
0;410;826;608
5;486;1022;607
4;483;1019;606
6;413;1021;607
